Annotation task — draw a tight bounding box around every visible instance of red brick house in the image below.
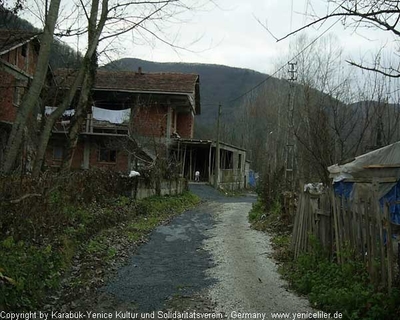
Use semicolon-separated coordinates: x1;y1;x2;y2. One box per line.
45;68;201;172
0;29;200;173
0;30;41;164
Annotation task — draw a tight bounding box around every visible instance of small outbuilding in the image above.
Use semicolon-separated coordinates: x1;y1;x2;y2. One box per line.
328;141;400;224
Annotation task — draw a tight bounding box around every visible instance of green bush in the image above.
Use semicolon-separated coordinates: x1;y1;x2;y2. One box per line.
0;185;200;311
248;200;265;222
0;237;63;310
282;245;400;320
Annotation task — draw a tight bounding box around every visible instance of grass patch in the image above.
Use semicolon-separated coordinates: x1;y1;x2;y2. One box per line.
0;191;200;311
249;198;400;319
281;244;400;320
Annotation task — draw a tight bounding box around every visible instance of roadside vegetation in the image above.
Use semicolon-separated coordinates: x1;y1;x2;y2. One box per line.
0;169;200;311
249;179;400;320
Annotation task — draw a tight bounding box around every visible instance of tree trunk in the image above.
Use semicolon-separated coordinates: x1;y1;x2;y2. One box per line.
31;0;109;176
61;2;99;170
61;53;97;169
1;0;61;173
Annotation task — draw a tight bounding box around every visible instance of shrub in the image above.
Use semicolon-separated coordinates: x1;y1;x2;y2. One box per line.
0;169;200;311
282;244;400;320
0;237;63;310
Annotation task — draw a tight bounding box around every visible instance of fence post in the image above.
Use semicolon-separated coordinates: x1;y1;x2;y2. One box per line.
332;192;341;264
385;202;393;294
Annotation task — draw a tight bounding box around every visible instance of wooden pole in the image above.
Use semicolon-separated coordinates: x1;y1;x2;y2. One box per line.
189;149;193;181
385;202;394;293
182;145;187;178
208;144;212;184
214;103;221;188
332;193;341;264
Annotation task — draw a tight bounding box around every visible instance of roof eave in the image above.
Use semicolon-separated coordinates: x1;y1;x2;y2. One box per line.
0;35;39;56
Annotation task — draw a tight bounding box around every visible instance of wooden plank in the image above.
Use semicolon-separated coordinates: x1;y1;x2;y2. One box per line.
385;202;394;293
291;192;302;252
297;194;306;257
293;193;302;258
360;200;367;263
365;199;373;281
341;196;349;262
355;201;362;257
342;177;398;183
182;145;187;178
332;193;341;264
370;206;378;286
189;149;193;181
364;164;400;169
300;193;309;255
377;201;387;288
347;198;354;257
208;144;212;182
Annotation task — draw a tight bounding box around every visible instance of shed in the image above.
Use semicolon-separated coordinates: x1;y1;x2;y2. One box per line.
328;141;400;224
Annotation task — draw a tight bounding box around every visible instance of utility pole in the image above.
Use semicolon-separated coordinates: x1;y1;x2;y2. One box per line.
214;102;221;189
285;62;297;191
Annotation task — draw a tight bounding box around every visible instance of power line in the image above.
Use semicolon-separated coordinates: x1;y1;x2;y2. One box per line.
290;0;294;33
227;16;342;105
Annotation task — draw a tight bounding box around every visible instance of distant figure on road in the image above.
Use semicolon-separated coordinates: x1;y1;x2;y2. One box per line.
195;170;200;182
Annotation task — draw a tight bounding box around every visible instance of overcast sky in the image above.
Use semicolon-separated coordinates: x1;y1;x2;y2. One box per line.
94;0;396;75
23;0;398;75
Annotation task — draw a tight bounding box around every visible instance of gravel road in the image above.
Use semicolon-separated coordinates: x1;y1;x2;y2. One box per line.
92;184;312;318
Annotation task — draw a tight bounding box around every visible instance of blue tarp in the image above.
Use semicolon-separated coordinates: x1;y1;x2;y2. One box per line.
248;170;256;188
333;181;354;199
333;180;400;224
379;180;400;225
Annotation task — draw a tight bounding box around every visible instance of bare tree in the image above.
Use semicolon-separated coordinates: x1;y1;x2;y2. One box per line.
33;0;208;175
279;0;400;77
1;0;208;175
1;0;62;173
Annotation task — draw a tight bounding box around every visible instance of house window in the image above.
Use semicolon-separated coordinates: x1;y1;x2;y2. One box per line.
21;44;27;57
238;154;242;169
53;146;64;160
99;148;117;163
13;79;24;106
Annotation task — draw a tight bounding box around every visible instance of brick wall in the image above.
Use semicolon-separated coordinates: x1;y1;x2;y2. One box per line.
131;105;169;137
0;42;39;124
88;141;129;172
46;138;130;172
0;72;17;122
176;112;194;138
1;42;37;76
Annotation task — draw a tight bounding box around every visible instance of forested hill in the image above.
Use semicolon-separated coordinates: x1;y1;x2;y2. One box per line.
104;58;287;137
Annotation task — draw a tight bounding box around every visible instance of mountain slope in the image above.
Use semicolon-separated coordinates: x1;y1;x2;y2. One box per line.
104;58;287;137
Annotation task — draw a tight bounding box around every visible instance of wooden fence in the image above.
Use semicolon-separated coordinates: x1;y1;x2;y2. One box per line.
292;191;331;260
292;189;398;292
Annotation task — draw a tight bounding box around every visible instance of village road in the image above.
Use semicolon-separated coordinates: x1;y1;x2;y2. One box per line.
94;184;312;319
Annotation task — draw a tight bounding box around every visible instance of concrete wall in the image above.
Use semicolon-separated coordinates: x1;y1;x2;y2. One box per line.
133;178;187;199
209;146;247;190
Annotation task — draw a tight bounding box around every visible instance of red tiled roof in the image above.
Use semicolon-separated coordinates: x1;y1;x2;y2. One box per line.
54;69;199;94
0;29;39;54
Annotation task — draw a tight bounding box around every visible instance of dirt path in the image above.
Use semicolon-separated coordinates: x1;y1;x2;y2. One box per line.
204;201;311;317
87;184;311;318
